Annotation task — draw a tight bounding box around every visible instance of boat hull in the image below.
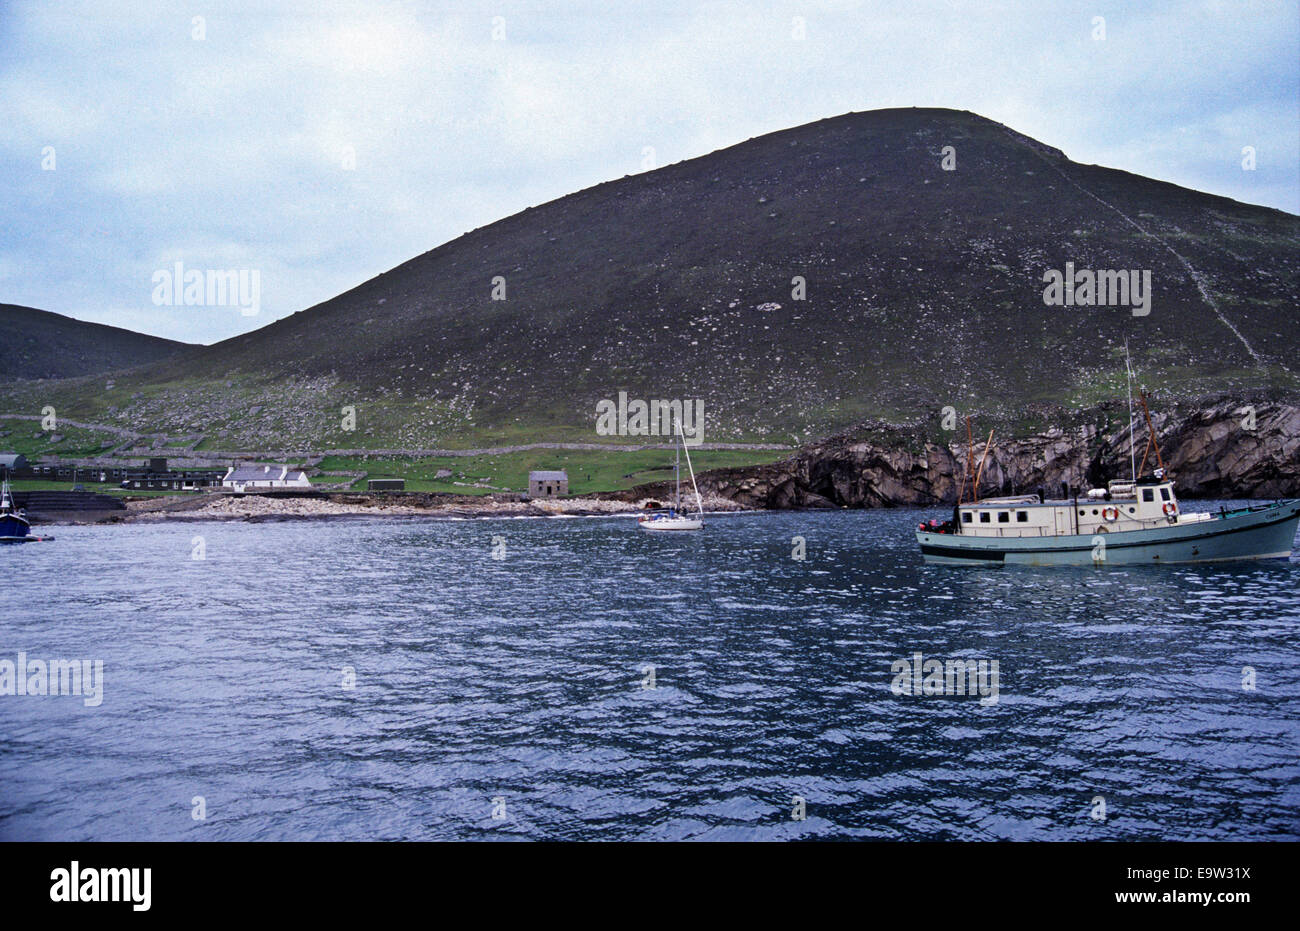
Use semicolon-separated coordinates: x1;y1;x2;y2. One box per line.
0;512;30;542
639;518;703;531
917;500;1300;567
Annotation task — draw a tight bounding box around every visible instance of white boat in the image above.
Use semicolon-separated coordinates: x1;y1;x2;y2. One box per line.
916;357;1300;566
918;475;1300;566
638;420;704;532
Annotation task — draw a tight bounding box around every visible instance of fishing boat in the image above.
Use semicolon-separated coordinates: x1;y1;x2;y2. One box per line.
916;362;1300;566
638;420;704;532
0;478;32;543
917;476;1300;567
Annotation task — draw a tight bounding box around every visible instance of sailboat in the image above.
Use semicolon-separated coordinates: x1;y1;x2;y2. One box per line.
0;478;33;543
638;419;704;532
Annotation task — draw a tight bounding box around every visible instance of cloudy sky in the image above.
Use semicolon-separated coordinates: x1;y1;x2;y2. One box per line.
1;0;1296;345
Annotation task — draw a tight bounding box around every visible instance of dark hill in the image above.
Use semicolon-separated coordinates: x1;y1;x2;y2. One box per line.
0;304;192;381
12;108;1300;448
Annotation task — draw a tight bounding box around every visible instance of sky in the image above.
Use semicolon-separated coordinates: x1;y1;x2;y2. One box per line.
1;0;1296;345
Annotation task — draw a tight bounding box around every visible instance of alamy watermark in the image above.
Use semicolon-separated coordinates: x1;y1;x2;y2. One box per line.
49;861;150;911
1042;262;1151;316
0;652;103;706
595;391;704;445
152;261;261;316
890;652;999;706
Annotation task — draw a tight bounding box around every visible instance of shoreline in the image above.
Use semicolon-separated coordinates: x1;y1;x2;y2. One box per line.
25;489;1288;527
32;490;752;525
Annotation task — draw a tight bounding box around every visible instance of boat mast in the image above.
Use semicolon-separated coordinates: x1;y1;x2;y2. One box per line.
674;438;681;512
972;430;993;503
1136;390;1167;477
957;415;974;505
1124;339;1137;483
675;418;704;517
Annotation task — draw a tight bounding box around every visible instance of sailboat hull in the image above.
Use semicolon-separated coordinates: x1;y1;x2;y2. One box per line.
638;517;703;531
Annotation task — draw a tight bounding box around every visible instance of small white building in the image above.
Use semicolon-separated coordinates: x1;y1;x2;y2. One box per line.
222;464;312;492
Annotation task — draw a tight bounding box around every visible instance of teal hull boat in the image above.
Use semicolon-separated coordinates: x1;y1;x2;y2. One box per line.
918;498;1300;567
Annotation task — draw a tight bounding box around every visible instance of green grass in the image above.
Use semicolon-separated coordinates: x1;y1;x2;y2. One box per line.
0;419;123;458
315;447;789;495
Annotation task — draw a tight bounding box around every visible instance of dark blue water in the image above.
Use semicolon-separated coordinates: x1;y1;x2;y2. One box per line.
3;506;1298;840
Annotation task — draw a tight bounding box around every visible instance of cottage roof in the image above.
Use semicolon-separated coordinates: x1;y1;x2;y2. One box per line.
528;470;568;481
225;464;288;482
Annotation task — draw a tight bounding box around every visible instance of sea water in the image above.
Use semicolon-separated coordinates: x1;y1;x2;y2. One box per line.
2;505;1297;840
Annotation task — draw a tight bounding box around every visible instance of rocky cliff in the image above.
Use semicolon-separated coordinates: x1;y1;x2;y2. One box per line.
685;398;1299;509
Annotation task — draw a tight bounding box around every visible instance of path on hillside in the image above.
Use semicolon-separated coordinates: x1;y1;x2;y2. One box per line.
1032;151;1276;371
0;413;793;460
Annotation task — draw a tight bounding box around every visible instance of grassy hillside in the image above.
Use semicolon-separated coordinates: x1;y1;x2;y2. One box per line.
3;108;1297;451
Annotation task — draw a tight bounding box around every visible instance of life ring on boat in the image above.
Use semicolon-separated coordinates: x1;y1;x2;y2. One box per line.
1102;506;1119;522
1163;502;1177;515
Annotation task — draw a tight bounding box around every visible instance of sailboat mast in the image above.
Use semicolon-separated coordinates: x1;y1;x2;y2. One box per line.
1125;339;1137;483
674;440;681;511
675;418;705;517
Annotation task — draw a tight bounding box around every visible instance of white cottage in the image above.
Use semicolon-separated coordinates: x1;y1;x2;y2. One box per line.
222;464;312;491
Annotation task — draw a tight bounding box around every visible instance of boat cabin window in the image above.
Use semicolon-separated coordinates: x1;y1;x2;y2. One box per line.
961;512;972;523
979;512;990;523
1017;511;1029;522
997;512;1009;523
1160;487;1171;501
1142;489;1155;502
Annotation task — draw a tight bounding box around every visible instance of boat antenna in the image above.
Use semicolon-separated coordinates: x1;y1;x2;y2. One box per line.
1124;339;1136;484
675;418;705;517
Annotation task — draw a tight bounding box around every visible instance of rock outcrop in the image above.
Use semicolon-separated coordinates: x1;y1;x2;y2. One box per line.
689;398;1299;508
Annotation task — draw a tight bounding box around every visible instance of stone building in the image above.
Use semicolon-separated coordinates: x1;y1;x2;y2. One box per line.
528;470;568;498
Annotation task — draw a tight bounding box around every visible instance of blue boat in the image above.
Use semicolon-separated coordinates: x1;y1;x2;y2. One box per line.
0;479;32;543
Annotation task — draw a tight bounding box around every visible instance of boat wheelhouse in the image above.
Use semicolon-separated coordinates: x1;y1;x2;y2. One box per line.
950;476;1188;540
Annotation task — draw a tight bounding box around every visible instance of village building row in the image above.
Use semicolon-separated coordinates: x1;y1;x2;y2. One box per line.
0;454;310;492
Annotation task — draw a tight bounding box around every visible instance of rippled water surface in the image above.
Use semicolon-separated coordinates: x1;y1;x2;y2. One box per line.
3;506;1298;840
